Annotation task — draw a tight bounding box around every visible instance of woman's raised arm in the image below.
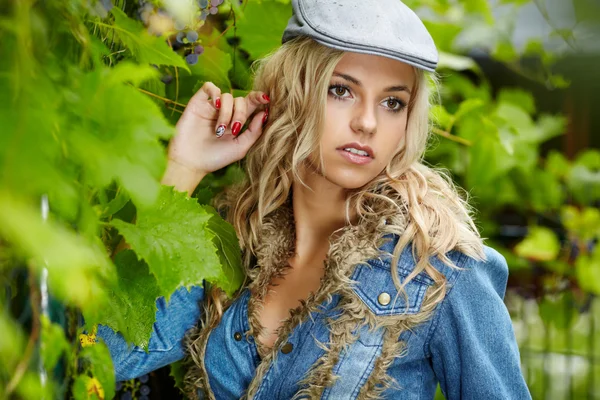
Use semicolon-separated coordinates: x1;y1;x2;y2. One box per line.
100;82;268;380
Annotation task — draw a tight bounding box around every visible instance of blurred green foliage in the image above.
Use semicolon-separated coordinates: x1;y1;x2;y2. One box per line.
0;0;598;398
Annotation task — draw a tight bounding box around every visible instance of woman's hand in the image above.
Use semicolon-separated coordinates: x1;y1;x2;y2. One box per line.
163;81;270;191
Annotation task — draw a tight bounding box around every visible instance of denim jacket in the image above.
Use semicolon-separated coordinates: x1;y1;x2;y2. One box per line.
99;204;531;399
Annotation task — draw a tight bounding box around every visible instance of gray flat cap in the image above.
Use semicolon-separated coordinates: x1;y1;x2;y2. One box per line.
282;0;438;72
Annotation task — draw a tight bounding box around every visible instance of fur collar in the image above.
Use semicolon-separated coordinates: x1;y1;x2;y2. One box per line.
245;196;397;358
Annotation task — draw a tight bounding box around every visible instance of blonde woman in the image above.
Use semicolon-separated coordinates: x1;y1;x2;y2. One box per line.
99;0;532;398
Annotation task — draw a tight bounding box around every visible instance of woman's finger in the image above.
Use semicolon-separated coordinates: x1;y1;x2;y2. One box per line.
186;81;221;119
230;97;247;137
235;111;267;151
245;91;270;117
215;93;234;137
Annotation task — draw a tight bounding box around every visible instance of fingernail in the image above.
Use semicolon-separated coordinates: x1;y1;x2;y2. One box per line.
262;94;270;102
215;124;226;137
262;108;269;125
231;121;242;136
215;98;221;109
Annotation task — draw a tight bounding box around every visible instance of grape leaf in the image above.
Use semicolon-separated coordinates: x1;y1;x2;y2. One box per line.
205;205;244;296
110;185;243;298
170;360;186;392
66;66;175;208
41;315;70;372
110;7;189;71
515;226;561;262
75;343;115;400
231;0;291;60
174;46;233;99
576;251;600;295
72;376;102;400
95;250;161;350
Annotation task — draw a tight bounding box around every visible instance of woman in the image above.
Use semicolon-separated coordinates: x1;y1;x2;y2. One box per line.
99;0;532;398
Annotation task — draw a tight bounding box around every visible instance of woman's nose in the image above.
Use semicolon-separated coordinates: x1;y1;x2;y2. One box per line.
350;102;377;136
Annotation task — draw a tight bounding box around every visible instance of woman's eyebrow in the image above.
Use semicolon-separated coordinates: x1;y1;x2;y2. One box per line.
332;72;411;95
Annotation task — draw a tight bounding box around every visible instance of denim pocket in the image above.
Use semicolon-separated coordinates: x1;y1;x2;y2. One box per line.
351;259;434;317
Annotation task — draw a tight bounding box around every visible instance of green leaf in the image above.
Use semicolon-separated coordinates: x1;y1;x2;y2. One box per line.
561;205;600;242
15;371;55;400
72;375;104;400
528;169;564;212
177;46;233;95
430;104;453;131
454;98;485;123
515;226;561;262
110;185;242;298
109;8;189;71
0;193;113;310
170;360;186;392
232;0;292;60
105;62;160;87
495;102;533;133
67;66;175;209
546;150;571;179
41;315;70;372
205;205;244;295
539;293;579;329
438;52;481;72
536;114;567;142
567;164;600;205
140;74;167;108
463;0;494;24
96;188;131;219
78;343;116;400
574;149;600;169
96;250;161;349
0;311;26;372
492;40;518;62
497;88;536;114
576;248;600;294
466;126;515;187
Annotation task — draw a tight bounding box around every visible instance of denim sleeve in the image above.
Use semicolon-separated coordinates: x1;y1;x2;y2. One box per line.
425;248;532;399
97;284;205;382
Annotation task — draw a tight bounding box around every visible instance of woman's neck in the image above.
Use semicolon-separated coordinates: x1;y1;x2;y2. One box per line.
291;167;358;264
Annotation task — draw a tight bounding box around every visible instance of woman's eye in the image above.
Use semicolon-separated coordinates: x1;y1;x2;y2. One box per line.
329;85;351;98
384;98;405;112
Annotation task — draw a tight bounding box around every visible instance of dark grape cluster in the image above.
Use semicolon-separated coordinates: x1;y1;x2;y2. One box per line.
115;374;151;400
87;0;114;18
136;0;224;71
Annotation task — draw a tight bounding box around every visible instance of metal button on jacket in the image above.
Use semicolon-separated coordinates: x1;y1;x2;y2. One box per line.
378;292;391;306
234;332;242;341
281;342;293;354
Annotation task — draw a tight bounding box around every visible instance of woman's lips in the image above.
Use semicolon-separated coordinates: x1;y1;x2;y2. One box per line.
337;149;373;165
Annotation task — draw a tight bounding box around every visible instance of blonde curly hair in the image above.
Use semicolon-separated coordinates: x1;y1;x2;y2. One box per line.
208;36;486;319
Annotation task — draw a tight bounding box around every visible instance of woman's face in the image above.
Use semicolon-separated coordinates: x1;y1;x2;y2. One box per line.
310;52;415;189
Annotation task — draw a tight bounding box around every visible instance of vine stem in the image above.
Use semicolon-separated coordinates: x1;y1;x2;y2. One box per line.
208;23;235;47
5;267;41;396
432;127;472;146
173;67;180;117
136;87;187;109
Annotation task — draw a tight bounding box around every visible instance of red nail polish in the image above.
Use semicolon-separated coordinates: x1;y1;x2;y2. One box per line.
262;108;269;125
215;98;221;109
262;94;270;102
232;121;242;136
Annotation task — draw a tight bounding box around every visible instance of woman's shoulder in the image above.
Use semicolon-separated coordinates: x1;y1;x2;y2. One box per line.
362;236;510;315
437;244;510;301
